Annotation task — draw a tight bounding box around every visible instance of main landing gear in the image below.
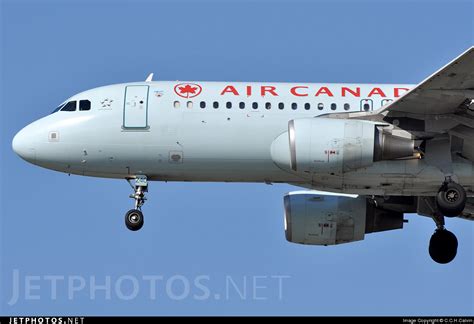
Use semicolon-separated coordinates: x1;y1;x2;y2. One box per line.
436;180;466;217
427;179;466;264
125;175;148;231
428;211;458;264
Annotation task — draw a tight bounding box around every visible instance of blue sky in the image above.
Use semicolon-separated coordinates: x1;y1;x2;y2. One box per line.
1;0;473;316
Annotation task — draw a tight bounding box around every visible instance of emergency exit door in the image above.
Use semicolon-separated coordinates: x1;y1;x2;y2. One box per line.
123;85;149;128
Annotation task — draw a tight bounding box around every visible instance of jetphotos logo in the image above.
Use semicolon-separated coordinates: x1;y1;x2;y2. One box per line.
174;83;202;98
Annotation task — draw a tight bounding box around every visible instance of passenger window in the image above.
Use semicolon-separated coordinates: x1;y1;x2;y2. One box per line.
344;103;350;111
252;102;258;109
331;103;337;110
61;101;77;112
381;99;393;106
317;103;324;110
226;102;232;109
265;102;271;110
291;103;297;110
239;102;245;109
173;101;180;108
187;101;193;109
200;101;206;108
213;101;219;109
79;100;91;111
278;103;284;110
304;103;310;110
363;103;370;111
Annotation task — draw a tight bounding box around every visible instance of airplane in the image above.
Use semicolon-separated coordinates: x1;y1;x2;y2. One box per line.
12;47;474;264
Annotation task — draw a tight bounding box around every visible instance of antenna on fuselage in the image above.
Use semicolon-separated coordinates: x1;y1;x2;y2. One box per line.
145;73;154;82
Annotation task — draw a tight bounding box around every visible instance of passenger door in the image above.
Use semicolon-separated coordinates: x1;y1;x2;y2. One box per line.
123;85;149;129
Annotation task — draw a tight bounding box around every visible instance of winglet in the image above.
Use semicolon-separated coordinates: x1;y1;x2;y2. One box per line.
145;73;154;82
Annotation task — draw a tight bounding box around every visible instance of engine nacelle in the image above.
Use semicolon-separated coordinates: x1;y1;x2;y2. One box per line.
271;118;414;174
284;191;404;245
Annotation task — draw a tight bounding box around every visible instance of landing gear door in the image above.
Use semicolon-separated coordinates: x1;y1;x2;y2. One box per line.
123;85;149;129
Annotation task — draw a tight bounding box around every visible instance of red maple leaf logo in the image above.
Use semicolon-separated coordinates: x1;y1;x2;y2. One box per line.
179;85;197;95
174;83;202;98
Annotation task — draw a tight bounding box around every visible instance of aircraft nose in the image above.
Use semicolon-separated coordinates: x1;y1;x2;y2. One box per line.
12;126;37;164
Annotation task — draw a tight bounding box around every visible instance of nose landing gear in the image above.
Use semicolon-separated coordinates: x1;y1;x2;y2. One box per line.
125;175;148;231
125;209;144;231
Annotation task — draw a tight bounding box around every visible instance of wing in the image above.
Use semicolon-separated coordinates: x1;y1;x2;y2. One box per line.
382;46;474;115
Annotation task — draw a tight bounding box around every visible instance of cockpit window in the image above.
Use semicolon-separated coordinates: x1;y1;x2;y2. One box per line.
51;103;65;114
60;101;77;112
79;100;91;111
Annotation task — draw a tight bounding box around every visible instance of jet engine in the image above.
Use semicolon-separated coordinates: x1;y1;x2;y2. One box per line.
271;118;415;174
284;191;404;245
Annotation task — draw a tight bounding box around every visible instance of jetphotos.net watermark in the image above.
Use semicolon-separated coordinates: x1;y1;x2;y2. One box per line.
7;269;291;305
8;318;84;324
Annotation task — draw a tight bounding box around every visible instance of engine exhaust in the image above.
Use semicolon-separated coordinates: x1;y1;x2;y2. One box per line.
374;127;415;161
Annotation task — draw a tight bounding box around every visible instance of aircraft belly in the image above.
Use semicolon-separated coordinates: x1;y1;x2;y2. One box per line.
309;158;474;196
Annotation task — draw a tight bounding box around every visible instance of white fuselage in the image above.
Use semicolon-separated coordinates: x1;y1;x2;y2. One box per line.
12;81;474;196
